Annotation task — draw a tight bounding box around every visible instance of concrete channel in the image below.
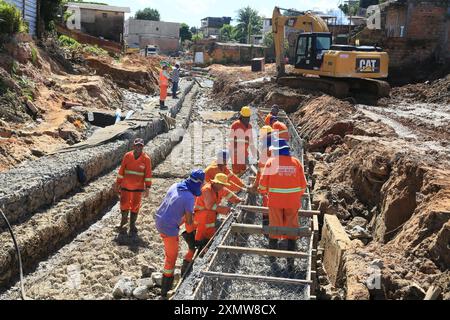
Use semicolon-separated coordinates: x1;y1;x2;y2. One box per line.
0;79;196;290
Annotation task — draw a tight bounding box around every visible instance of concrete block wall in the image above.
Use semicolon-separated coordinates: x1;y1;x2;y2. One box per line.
406;2;447;40
0;80;194;228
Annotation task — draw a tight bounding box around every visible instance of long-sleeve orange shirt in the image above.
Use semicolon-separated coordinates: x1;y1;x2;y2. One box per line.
204;161;245;193
194;183;241;215
229;120;255;160
258;155;307;209
116;151;152;191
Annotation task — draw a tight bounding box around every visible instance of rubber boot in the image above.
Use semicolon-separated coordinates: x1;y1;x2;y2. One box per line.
129;212;138;234
287;239;296;272
268;238;278;263
160;100;168;110
160;276;174;299
181;259;191;276
116;211;128;232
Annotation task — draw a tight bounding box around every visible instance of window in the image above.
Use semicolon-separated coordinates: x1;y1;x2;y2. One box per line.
316;36;331;51
72;19;75;25
102;13;107;18
296;37;307;64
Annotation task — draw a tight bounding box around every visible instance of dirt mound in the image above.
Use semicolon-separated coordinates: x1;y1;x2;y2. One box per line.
387;74;450;105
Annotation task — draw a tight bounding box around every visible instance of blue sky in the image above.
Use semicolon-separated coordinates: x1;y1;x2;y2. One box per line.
106;0;342;27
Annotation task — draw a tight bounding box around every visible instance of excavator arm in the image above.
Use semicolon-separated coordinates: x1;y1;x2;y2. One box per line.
272;7;329;75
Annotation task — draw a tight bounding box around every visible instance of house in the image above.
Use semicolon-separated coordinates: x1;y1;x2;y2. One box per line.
5;0;37;36
191;39;266;65
64;2;130;43
124;19;181;54
200;17;232;37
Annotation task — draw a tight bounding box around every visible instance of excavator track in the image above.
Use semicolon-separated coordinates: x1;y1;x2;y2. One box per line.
277;75;390;99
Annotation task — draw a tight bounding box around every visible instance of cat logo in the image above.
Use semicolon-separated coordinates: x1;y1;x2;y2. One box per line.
356;58;380;73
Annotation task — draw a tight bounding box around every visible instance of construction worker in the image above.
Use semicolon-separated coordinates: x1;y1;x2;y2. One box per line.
229;106;256;175
115;138;152;234
250;126;273;226
204;150;247;193
264;104;280;125
191;173;243;252
171;63;180;99
155;169;205;299
269;115;290;141
159;63;171;110
258;138;307;269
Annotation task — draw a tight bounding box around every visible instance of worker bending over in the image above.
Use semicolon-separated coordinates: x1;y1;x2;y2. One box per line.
205;150;247;193
115;138;152;235
264;104;280;125
155;169;205;298
258;139;307;269
269;116;290;141
229;106;256;175
192;173;243;253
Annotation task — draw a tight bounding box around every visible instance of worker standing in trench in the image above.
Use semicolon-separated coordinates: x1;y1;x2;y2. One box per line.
258;138;307;270
269;115;290;141
264;104;280;125
115;138;152;235
229;106;256;175
159;63;171;110
171;63;180;99
154;169;205;299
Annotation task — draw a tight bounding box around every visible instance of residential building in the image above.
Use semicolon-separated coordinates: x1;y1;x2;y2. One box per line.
124;19;181;54
64;2;130;43
5;0;37;36
200;17;232;37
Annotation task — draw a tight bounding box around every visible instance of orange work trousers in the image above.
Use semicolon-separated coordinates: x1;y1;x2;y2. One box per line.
120;190;143;213
160;85;168;101
268;207;299;240
194;211;216;242
160;233;178;277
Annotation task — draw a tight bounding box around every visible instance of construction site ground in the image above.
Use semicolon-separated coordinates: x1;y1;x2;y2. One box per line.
0;35;448;300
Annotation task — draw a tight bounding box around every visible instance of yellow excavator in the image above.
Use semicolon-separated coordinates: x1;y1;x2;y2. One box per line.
272;7;390;98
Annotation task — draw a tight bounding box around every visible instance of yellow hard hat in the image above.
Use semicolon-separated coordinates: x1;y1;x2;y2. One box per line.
240;106;251;117
211;173;231;186
259;125;273;137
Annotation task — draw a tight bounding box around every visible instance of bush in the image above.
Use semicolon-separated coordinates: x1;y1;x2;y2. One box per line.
84;44;108;56
0;0;28;35
58;35;81;49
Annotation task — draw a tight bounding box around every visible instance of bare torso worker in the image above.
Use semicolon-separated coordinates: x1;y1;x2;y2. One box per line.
115;138;152;235
258;138;307;270
159;63;171;110
154;169;205;299
229;106;256;175
264;104;280;125
204;150;248;193
190;173;243;255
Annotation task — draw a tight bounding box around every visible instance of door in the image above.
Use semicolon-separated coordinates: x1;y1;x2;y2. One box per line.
295;34;313;70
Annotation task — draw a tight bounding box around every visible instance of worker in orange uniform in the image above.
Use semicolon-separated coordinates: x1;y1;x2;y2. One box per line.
258;138;307;269
269;115;290;141
191;173;243;252
159;63;171;110
229;106;256;175
115;138;152;234
264;104;280;125
155;169;205;298
204;150;247;193
250;125;273;225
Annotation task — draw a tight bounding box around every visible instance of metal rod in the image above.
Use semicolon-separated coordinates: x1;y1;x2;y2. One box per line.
217;245;310;258
202;271;313;286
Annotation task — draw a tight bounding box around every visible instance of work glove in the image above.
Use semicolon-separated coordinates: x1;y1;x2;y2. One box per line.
181;230;196;250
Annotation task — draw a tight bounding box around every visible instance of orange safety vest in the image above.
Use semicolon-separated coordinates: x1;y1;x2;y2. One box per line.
272;120;290;141
229;120;253;160
258;155;307;209
160;70;169;87
264;113;273;126
194;183;240;228
204;161;245;193
116;151;152;191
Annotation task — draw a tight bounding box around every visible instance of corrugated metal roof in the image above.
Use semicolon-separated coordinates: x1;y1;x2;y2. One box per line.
4;0;37;36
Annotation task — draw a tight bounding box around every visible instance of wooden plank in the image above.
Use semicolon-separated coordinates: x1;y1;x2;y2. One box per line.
217;245;310;259
238;205;319;217
202;271;313;286
313;215;319;233
231;223;311;237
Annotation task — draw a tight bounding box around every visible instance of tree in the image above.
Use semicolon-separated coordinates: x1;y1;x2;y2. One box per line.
263;31;273;47
192;32;204;42
179;23;192;42
39;0;64;33
219;24;236;42
338;3;359;16
190;26;198;34
359;0;379;9
235;6;262;44
135;7;160;21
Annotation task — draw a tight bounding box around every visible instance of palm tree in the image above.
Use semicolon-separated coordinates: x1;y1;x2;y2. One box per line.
235;6;262;44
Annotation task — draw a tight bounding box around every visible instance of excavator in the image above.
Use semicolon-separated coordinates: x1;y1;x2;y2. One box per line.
272;7;390;98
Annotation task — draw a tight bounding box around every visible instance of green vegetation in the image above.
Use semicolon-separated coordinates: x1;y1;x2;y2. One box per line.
58;34;81;49
31;46;38;65
0;0;28;35
180;23;192;42
234;6;262;44
219;24;238;42
83;44;107;56
58;35;108;56
192;32;204;42
135;7;160;21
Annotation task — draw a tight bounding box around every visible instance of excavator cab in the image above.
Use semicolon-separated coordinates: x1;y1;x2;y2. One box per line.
295;32;332;70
